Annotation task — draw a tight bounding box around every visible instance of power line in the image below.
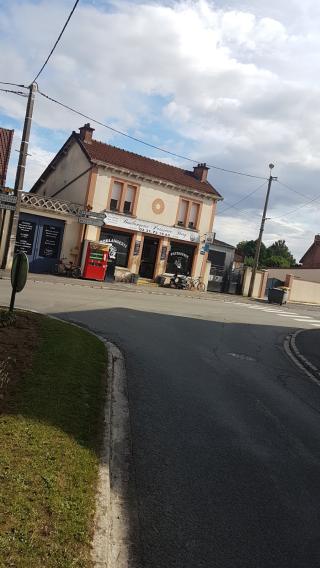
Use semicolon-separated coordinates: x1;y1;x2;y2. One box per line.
38;89;268;180
218;181;267;215
32;0;80;83
0;87;28;97
276;179;314;201
269;191;320;221
0;81;27;88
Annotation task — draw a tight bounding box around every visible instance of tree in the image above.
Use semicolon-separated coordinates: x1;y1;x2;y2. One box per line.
266;240;296;267
236;240;268;267
236;239;296;268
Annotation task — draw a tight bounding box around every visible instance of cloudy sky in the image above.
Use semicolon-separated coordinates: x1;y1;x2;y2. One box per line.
1;0;319;261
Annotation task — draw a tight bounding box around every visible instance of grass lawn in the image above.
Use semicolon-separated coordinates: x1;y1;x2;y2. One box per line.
0;313;106;567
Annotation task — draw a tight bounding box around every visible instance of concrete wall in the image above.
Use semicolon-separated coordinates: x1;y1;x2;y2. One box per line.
267;267;320;284
290;278;320;304
242;267;264;298
36;141;90;205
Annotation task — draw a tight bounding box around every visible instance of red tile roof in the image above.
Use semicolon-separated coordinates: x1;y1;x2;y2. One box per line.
0;127;14;186
77;135;221;198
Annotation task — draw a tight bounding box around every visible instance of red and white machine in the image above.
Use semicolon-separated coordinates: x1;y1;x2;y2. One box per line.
81;240;109;281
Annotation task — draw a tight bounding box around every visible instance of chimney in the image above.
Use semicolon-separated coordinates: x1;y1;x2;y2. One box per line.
315;235;320;243
79;123;95;144
193;162;209;182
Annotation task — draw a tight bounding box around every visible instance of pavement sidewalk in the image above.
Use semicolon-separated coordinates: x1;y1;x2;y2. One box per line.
0;269;247;302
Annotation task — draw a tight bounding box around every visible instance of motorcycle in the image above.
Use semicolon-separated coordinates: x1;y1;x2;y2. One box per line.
169;274;188;289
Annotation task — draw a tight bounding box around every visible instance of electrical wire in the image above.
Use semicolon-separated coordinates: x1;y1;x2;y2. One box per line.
38;89;268;180
0;87;28;97
0;81;27;88
32;0;80;83
269;191;320;221
275;179;314;201
218;181;267;215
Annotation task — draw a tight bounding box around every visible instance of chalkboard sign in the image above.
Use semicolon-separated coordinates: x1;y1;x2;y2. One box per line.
160;245;168;261
133;240;141;256
15;220;36;255
39;225;62;258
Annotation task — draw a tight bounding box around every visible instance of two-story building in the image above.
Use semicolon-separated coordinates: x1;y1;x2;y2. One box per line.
28;123;222;281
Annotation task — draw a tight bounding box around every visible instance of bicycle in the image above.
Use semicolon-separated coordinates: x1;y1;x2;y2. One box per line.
52;258;81;278
186;276;206;292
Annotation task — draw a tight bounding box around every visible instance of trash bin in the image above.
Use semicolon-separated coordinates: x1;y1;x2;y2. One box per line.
268;287;289;305
130;273;139;284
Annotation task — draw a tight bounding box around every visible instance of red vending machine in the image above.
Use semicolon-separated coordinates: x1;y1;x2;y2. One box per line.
82;241;109;281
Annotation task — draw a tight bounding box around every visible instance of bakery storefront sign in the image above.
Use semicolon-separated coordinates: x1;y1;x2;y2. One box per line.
103;212;200;243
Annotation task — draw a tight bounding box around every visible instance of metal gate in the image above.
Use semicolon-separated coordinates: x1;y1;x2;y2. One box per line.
15;212;65;273
207;266;226;292
207;266;244;294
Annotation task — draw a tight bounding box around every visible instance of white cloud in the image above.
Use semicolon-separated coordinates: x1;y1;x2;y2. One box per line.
1;0;320;260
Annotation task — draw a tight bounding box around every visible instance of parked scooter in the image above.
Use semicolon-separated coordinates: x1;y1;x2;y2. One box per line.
169;274;188;289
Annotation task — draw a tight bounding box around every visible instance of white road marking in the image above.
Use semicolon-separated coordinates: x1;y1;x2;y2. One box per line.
276;313;301;317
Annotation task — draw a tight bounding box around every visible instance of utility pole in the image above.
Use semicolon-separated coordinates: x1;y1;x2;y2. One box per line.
248;163;277;298
2;82;37;269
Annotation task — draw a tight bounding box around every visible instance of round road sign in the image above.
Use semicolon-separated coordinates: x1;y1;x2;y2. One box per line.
11;252;29;292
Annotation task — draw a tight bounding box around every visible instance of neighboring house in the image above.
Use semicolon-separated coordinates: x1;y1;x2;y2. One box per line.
300;235;320;268
0;127;14;187
30;123;222;280
208;238;235;271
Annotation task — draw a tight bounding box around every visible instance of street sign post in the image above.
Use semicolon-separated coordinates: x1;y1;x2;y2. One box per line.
0;193;17;204
78;217;104;226
9;251;28;312
0;203;16;211
0;193;17;211
78;209;105;226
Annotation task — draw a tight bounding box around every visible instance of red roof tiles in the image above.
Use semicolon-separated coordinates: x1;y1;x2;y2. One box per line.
77;135;221;198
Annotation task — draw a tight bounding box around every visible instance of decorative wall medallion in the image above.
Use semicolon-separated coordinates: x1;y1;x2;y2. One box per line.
152;198;165;215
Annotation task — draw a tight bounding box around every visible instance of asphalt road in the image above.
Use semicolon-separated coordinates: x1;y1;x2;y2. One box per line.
2;280;320;567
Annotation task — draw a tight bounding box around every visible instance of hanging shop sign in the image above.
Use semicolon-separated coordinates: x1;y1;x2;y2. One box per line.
205;232;215;245
103;212;200;243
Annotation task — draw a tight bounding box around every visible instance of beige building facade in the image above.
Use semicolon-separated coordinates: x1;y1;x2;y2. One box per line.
28;124;222;281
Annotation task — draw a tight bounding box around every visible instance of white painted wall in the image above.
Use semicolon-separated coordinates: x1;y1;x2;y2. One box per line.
36;141;90;205
290;278;320;304
267;267;320;284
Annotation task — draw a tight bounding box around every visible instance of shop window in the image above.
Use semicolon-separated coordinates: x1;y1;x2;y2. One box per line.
110;181;123;211
188;203;199;229
100;228;132;267
123;185;136;214
166;242;195;275
177;200;188;226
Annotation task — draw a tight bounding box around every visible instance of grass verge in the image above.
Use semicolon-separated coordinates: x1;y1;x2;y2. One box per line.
0;313;106;568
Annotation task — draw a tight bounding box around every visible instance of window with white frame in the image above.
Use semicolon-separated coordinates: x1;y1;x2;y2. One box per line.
177;199;188;226
109;179;138;214
123;185;136;214
110;181;123;211
188;202;200;229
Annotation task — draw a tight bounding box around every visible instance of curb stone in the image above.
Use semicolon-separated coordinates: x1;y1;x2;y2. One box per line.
284;329;320;387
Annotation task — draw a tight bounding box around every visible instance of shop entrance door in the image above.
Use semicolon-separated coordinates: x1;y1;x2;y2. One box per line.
139;237;159;279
